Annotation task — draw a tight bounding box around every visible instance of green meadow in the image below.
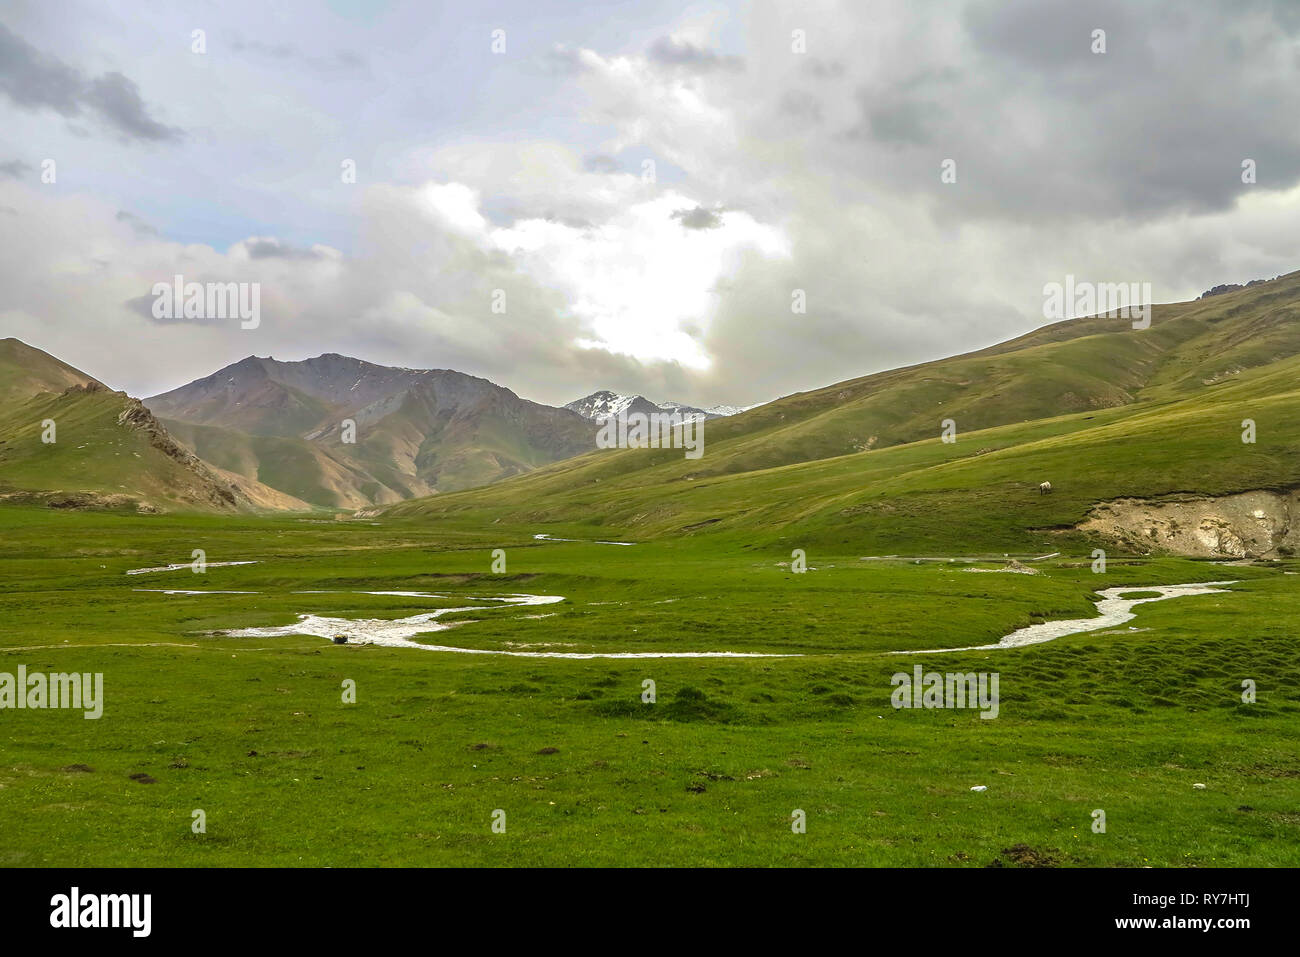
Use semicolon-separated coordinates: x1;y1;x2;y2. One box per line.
2;507;1297;866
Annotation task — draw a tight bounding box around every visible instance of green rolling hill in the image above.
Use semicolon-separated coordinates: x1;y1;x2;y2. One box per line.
384;271;1300;557
0;342;306;513
0;337;104;404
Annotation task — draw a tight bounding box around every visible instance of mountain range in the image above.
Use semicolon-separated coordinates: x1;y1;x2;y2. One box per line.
144;354;598;508
5;269;1300;556
0;343;748;512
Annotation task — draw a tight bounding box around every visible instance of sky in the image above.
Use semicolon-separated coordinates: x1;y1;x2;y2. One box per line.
2;0;1299;407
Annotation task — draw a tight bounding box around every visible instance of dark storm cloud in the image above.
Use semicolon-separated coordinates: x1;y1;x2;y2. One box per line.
963;0;1138;71
0;23;83;114
835;0;1300;222
115;210;158;236
671;206;723;230
0;24;181;142
583;154;622;173
122;293;157;321
862;98;939;147
83;73;183;143
242;238;326;260
0;158;32;178
647;36;743;72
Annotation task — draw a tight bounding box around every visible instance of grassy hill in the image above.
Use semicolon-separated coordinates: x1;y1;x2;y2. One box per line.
0;337;103;405
0;344;307;513
385;271;1300;556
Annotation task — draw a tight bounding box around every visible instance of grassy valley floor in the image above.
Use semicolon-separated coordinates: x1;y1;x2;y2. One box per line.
1;507;1297;866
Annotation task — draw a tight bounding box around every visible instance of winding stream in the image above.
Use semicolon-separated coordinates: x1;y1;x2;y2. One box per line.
206;590;796;658
126;561;258;575
138;577;1241;659
533;534;636;545
894;581;1239;654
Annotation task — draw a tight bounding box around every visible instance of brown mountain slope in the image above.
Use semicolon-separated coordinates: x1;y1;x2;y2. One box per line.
145;354;597;507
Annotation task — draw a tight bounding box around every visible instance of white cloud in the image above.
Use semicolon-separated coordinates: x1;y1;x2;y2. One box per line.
419;182;489;236
490;190;789;367
4;0;1300;411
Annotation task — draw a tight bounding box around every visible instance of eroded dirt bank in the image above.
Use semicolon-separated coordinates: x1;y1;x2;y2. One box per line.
1079;489;1298;558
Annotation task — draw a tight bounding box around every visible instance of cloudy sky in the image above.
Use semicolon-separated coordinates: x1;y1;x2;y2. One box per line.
2;0;1299;407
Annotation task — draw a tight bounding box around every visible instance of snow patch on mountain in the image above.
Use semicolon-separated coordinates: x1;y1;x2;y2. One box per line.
565;390;756;420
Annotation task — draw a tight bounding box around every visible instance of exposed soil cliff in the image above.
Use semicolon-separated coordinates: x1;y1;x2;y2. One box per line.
1079;490;1298;558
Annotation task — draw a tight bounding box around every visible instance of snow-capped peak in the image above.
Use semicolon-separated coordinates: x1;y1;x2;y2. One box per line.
564;390;756;420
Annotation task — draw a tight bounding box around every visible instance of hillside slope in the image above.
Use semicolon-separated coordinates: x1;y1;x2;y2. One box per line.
385;271;1300;556
0;342;308;513
0;384;300;512
0;337;103;405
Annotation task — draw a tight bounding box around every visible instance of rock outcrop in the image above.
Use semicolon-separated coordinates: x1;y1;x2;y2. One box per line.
1079;490;1298;558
